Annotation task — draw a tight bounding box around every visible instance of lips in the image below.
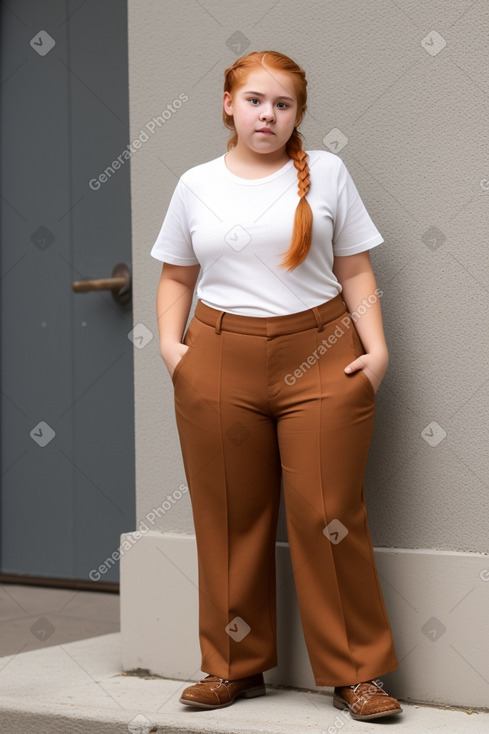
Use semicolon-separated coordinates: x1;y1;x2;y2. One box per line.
256;128;274;134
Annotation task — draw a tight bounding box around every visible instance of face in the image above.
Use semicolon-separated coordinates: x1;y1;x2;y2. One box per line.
223;68;300;157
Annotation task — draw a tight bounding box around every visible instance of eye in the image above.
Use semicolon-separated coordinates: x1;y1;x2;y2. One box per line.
247;98;289;109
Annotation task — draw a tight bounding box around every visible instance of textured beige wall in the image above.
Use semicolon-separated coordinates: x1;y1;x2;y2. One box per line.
128;0;489;551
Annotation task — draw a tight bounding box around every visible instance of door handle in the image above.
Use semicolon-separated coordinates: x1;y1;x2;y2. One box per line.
72;262;131;305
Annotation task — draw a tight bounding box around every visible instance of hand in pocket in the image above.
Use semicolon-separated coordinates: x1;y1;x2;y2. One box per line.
161;342;190;380
344;353;387;395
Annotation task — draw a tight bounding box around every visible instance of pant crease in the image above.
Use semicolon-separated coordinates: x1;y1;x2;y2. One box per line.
217;329;231;676
315;337;358;683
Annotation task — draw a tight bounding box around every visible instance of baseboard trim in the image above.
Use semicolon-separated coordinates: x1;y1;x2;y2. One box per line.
120;531;488;709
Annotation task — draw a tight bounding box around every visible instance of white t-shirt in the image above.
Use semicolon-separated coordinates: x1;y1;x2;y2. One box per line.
150;149;384;317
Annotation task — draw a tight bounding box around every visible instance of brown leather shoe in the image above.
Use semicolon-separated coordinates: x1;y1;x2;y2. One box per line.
333;679;403;720
179;673;266;709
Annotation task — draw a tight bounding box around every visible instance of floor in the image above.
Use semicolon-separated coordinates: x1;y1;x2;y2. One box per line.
0;583;120;658
0;583;488;733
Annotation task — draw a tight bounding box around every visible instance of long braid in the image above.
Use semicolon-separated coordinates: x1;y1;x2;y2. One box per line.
279;129;313;270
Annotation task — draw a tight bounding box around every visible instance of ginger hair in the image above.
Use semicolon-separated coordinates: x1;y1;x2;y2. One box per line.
222;51;312;271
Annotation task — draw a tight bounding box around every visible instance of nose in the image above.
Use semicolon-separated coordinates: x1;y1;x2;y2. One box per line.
259;104;275;122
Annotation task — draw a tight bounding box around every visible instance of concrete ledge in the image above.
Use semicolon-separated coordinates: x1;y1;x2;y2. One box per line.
120;531;489;708
0;632;488;734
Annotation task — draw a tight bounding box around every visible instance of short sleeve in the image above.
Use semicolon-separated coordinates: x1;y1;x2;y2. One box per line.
150;177;200;265
332;159;384;256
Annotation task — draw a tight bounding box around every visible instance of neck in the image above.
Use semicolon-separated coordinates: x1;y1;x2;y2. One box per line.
227;142;290;168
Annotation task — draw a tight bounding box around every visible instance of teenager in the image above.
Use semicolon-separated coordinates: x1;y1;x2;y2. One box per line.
151;50;402;721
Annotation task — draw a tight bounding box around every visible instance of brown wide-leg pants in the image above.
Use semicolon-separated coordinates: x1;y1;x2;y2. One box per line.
171;291;399;687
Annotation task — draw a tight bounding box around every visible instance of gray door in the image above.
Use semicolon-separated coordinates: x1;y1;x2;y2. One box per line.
0;0;135;585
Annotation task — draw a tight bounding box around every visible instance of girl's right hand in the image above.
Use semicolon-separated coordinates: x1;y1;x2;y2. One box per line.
160;342;189;380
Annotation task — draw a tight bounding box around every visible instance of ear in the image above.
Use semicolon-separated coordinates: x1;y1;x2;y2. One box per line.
223;91;233;116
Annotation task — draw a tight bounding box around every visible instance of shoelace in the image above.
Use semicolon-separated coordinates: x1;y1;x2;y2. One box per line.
350;679;388;695
201;675;230;685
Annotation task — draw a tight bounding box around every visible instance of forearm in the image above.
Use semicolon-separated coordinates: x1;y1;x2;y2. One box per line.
340;270;388;361
156;275;194;354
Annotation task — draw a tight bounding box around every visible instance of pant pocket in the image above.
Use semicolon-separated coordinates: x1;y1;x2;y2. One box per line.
171;318;197;386
344;315;376;399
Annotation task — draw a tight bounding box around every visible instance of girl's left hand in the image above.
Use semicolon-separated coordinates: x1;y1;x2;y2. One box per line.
344;352;388;395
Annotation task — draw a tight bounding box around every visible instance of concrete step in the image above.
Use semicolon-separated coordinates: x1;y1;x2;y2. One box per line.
0;632;488;733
